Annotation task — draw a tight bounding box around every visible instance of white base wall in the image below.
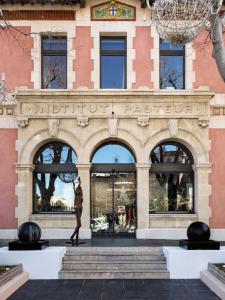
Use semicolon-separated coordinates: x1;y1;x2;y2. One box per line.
0;229;92;240
0;247;66;279
163;246;225;279
1;228;225;240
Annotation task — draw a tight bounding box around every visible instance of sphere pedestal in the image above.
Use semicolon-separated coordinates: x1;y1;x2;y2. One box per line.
8;222;49;251
180;222;220;250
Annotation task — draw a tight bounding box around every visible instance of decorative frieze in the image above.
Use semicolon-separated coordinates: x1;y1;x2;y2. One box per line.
0;106;15;115
211;107;225;116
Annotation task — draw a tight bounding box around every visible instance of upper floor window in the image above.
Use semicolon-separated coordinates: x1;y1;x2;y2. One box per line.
100;37;126;89
42;36;67;89
160;39;185;89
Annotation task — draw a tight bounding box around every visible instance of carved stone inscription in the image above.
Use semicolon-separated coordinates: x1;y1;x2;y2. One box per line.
20;101;207;118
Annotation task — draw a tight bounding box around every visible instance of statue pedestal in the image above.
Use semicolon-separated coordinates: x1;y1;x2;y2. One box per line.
8;240;49;251
179;239;220;250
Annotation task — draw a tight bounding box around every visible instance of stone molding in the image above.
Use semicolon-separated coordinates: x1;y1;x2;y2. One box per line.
0;105;16;116
76;163;92;170
168;119;179;137
16;163;35;172
192;163;212;171
135;163;151;169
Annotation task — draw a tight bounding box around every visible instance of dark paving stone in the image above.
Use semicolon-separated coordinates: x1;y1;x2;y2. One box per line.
9;279;220;300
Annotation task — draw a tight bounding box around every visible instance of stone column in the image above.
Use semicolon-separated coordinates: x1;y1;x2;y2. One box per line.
135;163;150;239
76;163;92;239
193;163;212;225
15;163;35;226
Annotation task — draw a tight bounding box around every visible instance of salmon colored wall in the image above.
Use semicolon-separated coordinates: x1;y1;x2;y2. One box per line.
132;26;154;89
193;31;225;93
0;129;18;229
74;26;93;89
209;129;225;228
0;27;33;92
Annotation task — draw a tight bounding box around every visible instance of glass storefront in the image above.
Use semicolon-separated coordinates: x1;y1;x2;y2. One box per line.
91;172;136;235
91;142;136;235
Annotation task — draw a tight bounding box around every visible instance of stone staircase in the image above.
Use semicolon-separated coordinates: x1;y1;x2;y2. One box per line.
59;246;169;279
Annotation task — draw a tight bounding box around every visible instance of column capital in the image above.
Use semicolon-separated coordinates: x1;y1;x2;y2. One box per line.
76;163;92;170
192;163;212;171
135;163;151;170
16;163;35;172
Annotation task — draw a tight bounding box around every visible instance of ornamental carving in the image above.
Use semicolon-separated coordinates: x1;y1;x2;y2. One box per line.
77;117;89;127
17;117;29;128
107;118;118;136
198;117;209;128
91;1;136;21
137;117;149;127
48;119;60;137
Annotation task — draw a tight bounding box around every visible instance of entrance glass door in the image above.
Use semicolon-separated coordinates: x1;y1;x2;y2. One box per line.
91;171;136;235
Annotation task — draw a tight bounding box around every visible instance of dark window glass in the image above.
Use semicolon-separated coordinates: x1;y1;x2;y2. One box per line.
42;36;67;89
160;39;185;89
100;37;126;89
149;142;194;213
33;142;77;213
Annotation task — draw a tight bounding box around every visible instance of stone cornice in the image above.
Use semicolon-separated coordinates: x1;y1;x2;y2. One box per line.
16;89;214;101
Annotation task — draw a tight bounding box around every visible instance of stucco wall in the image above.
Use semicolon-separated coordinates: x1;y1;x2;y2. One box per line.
209;129;225;228
0;27;33;92
74;26;93;89
132;26;154;89
193;31;225;93
0;129;18;228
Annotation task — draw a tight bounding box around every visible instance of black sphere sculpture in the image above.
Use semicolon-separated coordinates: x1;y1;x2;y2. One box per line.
18;222;41;242
187;221;210;242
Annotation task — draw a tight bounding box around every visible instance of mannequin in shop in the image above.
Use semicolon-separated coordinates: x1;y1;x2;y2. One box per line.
70;177;84;245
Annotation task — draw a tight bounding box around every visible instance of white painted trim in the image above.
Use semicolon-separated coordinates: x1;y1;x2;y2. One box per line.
201;270;225;300
185;42;196;89
0;228;92;239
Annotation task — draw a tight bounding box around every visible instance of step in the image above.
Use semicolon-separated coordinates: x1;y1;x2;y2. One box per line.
63;254;166;261
62;261;167;270
66;247;164;254
59;269;170;279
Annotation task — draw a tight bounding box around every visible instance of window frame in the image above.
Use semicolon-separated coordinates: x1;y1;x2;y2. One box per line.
159;39;185;90
41;36;67;89
100;36;127;89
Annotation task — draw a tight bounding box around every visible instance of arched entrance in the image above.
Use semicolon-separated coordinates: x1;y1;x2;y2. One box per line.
91;142;136;236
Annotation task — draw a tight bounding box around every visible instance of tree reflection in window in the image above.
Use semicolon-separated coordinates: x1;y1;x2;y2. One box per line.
160;39;185;89
42;36;67;89
149;142;194;213
33;142;77;213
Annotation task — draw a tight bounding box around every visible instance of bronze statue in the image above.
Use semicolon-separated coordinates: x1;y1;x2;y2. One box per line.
70;177;83;245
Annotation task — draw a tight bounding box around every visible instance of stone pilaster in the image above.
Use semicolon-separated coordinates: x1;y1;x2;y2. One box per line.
135;163;150;238
76;163;92;238
15;163;35;226
193;163;212;225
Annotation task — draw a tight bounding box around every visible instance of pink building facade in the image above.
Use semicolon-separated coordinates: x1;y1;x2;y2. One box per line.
0;0;224;240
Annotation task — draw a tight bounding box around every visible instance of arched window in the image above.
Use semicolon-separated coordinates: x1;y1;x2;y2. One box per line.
33;142;77;213
149;142;194;213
